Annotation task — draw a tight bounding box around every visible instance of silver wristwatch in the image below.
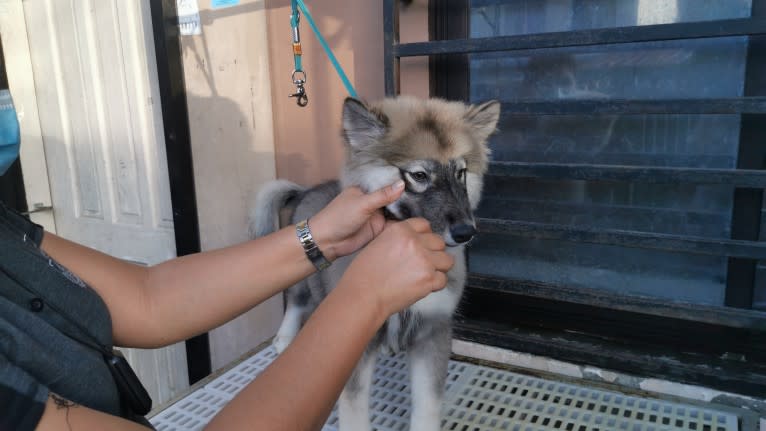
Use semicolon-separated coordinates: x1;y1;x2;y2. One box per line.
296;219;331;271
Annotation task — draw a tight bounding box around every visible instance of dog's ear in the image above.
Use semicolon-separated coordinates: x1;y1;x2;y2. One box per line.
464;100;501;142
342;97;388;149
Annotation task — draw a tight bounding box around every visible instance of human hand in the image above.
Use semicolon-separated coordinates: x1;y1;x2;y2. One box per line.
335;218;455;320
309;181;405;261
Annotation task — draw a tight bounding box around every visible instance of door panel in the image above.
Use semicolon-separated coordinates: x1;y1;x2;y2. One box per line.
23;0;188;405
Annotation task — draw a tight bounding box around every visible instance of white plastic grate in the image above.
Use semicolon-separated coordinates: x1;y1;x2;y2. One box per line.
150;347;738;431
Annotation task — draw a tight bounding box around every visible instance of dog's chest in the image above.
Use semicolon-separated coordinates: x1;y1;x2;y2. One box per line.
380;250;466;353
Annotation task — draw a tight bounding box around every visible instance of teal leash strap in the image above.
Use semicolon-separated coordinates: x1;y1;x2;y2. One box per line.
290;1;303;73
289;0;308;106
293;0;359;100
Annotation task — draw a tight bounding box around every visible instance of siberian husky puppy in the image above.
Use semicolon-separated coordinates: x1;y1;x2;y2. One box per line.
251;96;500;431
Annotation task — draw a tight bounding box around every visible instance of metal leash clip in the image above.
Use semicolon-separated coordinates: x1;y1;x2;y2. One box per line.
290;70;308;107
289;7;308;107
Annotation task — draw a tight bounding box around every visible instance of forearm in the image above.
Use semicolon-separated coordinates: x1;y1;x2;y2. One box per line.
41;185;402;349
205;283;386;431
135;225;318;347
41;224;318;348
36;393;151;431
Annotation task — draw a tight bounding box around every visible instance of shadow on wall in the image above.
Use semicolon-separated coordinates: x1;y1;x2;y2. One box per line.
181;90;293;369
263;0;393;185
182;91;293;247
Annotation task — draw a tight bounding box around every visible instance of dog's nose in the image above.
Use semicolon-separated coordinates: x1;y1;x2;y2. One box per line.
450;224;477;244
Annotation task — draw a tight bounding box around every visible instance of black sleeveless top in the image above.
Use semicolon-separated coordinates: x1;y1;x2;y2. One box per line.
0;201;152;429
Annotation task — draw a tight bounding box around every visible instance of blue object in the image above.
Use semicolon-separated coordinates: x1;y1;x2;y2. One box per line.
211;0;239;9
291;0;358;98
0;90;20;176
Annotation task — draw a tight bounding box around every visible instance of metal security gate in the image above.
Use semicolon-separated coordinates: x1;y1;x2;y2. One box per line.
384;0;766;398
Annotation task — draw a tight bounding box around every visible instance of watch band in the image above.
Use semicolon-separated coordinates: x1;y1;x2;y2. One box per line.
296;219;331;271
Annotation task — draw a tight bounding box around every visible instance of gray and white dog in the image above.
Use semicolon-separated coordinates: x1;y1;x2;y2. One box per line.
251;96;500;431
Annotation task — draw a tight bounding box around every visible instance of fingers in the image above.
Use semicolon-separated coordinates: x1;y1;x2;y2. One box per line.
430;251;454;273
363;180;405;212
430;271;448;292
404;217;432;233
418;232;446;251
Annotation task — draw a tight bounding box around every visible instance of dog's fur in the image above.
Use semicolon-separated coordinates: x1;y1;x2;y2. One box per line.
250;96;500;431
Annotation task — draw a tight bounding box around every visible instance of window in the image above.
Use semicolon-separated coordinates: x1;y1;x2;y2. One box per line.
385;0;766;395
469;1;755;306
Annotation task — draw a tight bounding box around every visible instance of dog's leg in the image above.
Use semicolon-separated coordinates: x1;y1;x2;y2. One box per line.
338;351;376;431
408;321;451;431
273;283;311;354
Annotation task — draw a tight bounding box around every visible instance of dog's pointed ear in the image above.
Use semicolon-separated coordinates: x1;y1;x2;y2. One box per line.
342;97;388;148
464;100;501;142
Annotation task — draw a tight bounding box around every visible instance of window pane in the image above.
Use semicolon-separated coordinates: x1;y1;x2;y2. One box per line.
471;38;750;102
491;114;740;168
471;0;752;38
481;178;734;238
467;1;755;304
470;236;727;305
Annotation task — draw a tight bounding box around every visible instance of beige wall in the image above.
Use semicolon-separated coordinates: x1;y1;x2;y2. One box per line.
265;0;429;185
179;0;282;371
180;0;429;370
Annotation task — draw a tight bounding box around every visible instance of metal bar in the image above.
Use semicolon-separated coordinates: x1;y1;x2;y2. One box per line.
499;97;766;115
396;18;766;57
726;2;766;309
488;162;766;187
383;0;399;96
477;218;766;259
150;0;210;384
428;0;469;100
466;274;766;330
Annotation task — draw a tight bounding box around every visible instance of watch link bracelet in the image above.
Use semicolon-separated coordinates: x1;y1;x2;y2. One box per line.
296;219;331;271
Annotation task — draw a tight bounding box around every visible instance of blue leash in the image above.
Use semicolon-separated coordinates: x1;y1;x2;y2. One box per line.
289;0;358;107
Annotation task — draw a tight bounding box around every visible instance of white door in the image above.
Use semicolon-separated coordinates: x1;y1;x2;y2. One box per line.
5;0;189;406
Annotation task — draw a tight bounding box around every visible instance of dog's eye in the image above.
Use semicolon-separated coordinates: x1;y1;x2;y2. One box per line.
409;171;428;183
458;169;467;180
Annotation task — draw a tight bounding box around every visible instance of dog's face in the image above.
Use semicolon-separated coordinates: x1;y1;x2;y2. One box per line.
340;96;500;246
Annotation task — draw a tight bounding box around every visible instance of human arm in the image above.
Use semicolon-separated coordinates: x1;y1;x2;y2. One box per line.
39;182;405;348
205;218;454;431
34;393;151;431
34;218;453;431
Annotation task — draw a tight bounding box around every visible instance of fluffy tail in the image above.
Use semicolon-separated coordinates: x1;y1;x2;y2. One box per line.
248;180;305;239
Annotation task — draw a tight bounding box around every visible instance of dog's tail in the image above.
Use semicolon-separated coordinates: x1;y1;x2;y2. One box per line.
248;180;306;239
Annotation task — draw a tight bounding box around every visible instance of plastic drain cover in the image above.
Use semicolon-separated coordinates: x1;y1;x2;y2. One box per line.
150;347;738;431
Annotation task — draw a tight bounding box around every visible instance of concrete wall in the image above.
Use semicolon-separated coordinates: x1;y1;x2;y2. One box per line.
179;0;282;371
265;0;429;185
180;0;428;370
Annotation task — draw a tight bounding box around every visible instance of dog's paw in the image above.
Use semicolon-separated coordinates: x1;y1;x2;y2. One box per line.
272;335;294;354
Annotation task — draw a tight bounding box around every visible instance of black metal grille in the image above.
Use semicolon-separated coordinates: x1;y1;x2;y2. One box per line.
384;0;766;396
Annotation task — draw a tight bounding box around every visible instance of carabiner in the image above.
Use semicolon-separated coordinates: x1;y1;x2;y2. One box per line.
289;70;308;107
294;92;308;107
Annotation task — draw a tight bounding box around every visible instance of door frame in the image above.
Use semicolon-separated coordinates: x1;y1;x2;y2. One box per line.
0;0;55;231
149;0;211;384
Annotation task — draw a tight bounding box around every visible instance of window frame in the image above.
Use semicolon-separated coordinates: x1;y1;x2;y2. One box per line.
384;0;766;396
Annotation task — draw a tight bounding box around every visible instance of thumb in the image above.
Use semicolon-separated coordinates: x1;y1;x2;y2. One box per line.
364;180;405;212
